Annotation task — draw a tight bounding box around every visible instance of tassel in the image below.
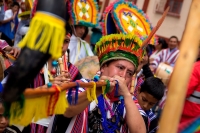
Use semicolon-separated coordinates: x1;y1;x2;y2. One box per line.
67;89;73;105
86;88;93;102
18;12;65;59
104;80;110;95
75;82;79;104
31;96;48;123
54;85;69;114
90;81;98;104
9;96;48;126
114;80;119;97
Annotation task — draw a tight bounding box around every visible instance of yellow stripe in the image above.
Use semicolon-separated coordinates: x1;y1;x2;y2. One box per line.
35;12;65;26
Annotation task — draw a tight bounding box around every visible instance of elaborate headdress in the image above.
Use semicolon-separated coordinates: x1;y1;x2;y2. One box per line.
95;33;143;68
101;0;156;45
68;0;99;27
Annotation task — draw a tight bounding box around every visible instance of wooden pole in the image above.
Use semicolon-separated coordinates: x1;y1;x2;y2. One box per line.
157;0;200;133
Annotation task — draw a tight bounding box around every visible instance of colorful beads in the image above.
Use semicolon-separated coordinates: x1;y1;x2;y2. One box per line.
47;82;52;88
52;61;58;67
51;68;57;75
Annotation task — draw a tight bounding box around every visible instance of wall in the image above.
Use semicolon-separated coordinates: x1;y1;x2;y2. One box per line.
145;0;192;40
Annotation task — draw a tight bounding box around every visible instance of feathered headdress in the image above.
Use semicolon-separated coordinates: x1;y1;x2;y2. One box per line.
68;0;99;27
95;33;143;68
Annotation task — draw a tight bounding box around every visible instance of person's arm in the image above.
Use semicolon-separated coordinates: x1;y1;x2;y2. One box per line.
2;11;16;24
150;50;163;71
64;76;116;118
114;76;146;133
1;17;13;24
123;94;146;133
64;87;102;117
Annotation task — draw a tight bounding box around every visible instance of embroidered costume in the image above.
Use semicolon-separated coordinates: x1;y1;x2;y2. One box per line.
150;48;179;69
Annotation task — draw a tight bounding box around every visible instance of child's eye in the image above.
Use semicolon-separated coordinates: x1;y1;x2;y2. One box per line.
142;97;147;102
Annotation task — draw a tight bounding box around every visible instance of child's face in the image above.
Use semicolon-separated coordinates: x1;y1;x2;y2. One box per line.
137;91;158;111
12;5;19;13
0;104;8;133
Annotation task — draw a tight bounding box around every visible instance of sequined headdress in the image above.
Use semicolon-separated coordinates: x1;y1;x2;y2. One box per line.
68;0;99;27
101;0;156;45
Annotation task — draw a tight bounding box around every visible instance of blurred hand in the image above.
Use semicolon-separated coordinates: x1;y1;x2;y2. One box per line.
11;12;17;20
52;71;71;86
9;47;21;58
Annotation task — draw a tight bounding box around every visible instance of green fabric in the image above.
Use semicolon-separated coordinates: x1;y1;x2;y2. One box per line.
100;50;139;68
104;80;110;95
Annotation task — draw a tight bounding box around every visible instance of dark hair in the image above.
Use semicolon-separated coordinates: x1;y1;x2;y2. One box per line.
140;77;165;100
169;36;179;42
146;44;155;57
81;26;88;40
158;38;168;49
11;1;20;8
74;25;89;40
65;22;72;36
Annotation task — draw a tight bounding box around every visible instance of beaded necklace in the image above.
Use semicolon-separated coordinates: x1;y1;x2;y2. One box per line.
98;95;125;133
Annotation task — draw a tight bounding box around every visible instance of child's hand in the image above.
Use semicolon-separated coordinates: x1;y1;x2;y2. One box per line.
11;12;17;20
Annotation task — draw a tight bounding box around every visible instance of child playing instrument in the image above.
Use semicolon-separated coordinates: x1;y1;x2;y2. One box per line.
136;77;165;133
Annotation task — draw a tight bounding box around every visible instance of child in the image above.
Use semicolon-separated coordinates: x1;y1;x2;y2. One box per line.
136;77;165;133
0;97;22;133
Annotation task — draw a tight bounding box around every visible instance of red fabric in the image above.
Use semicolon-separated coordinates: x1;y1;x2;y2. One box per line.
180;61;200;124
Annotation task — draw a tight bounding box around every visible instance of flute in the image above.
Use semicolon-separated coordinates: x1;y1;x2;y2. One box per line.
24;81;107;98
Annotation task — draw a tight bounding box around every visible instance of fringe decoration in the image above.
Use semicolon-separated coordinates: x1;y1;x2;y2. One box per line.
104;80;110;95
54;86;69;114
75;82;79;104
67;88;73;105
90;81;98;104
7;86;68;126
86;87;93;102
18;12;66;59
9;95;48;126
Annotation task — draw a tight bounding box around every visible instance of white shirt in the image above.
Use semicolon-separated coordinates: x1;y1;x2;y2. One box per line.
4;9;13;20
68;34;94;64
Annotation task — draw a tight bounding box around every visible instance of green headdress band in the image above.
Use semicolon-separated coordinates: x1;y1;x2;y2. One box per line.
95;34;144;68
